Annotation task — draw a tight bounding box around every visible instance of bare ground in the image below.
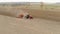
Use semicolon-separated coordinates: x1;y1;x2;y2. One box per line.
0;15;60;34
28;9;60;21
0;6;60;34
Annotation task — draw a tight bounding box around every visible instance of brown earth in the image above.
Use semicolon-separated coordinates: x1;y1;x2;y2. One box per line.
0;6;60;34
0;15;60;34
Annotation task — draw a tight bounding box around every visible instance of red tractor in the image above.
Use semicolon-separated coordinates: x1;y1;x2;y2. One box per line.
17;14;33;19
25;15;33;19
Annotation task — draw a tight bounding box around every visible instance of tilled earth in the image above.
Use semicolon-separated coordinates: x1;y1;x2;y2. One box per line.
0;15;60;34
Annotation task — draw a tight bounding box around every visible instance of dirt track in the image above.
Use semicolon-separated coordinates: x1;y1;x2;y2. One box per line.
0;15;60;34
